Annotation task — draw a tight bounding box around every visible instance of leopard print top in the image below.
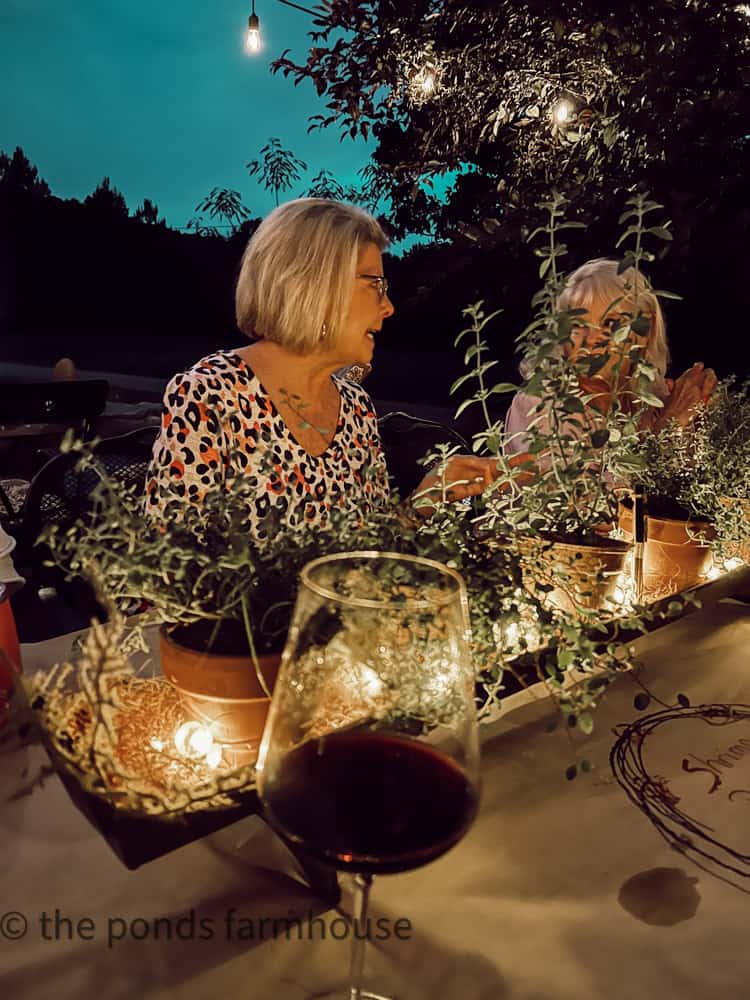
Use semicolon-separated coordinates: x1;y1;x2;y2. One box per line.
145;350;390;542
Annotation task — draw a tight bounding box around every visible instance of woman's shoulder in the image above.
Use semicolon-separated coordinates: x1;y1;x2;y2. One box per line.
165;351;256;402
173;350;254;383
333;373;378;421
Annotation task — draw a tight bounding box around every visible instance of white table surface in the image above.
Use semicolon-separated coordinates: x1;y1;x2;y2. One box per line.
3;601;750;999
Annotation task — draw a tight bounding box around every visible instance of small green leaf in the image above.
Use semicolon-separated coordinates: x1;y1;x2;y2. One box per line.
578;713;594;735
591;429;610;449
557;648;576;668
630;315;651;336
454;397;478;419
562;395;585;414
450;372;475;395
634;693;651;711
677;693;691;708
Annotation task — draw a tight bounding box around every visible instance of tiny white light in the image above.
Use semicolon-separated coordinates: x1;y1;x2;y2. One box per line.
706;564;722;581
205;745;223;769
552;99;573;126
724;557;744;572
420;70;436;95
359;665;385;700
150;737;165;752
174;721;215;759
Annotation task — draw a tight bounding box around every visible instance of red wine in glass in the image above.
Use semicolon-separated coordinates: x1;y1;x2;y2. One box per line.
262;727;479;875
257;552;481;999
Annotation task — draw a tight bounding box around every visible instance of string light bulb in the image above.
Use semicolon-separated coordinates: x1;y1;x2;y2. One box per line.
245;3;261;54
419;67;436;96
408;59;440;104
552;99;573;126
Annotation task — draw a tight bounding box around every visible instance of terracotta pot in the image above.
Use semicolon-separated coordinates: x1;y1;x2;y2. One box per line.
159;626;280;765
718;496;750;564
518;536;631;615
619;504;715;599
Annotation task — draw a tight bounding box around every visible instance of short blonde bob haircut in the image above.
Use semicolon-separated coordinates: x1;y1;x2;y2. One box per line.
558;257;670;376
235;198;388;353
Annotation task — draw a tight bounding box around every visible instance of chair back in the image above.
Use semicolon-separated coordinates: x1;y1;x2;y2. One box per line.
14;426;158;617
377;410;471;498
0;378;109;439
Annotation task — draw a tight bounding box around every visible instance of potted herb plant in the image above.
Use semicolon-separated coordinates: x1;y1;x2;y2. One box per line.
41;443;314;763
620;416;716;597
675;378;750;567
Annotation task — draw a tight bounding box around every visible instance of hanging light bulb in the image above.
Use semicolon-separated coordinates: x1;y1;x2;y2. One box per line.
245;3;261;54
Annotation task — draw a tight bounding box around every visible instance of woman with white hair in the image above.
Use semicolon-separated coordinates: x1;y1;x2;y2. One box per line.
505;257;717;457
146;198;496;540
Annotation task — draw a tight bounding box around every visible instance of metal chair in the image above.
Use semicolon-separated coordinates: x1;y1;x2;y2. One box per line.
13;426;158;624
377;410;471;498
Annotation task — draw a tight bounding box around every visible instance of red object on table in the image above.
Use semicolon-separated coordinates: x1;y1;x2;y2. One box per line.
0;584;21;717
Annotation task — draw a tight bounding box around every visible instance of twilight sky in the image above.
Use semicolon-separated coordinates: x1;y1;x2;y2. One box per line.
0;0;373;229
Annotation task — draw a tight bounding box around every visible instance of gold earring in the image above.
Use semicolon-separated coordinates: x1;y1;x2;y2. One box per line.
321;323;328;339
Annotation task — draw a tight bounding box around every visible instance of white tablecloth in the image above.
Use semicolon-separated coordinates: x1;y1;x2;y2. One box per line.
3;602;750;999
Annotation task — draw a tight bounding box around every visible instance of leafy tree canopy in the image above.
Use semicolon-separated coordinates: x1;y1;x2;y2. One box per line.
246;137;308;207
273;1;750;247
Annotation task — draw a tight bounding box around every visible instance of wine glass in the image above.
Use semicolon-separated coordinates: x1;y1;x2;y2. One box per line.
257;551;481;1000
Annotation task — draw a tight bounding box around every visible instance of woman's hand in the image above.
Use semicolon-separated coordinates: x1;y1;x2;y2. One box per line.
656;362;717;429
410;454;501;516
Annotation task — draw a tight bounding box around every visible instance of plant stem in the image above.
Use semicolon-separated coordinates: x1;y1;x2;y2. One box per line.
240;593;273;699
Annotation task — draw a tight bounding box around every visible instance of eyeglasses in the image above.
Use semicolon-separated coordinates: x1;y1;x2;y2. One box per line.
357;273;389;301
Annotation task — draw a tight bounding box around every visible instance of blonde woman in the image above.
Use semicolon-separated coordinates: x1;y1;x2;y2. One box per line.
146;199;496;540
505;257;717;457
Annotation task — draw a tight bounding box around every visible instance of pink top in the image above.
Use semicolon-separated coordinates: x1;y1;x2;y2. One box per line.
504;374;671;457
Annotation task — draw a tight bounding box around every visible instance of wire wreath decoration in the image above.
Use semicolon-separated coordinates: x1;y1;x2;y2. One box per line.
610;703;750;892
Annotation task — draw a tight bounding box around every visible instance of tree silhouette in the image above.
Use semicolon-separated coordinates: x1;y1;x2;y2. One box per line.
190;187;250;236
246;138;307;207
305;169;348;200
84;177;128;220
0;147;50;199
134;198;164;226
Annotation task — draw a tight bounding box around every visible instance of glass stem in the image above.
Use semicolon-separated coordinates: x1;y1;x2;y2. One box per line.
348;872;373;1000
